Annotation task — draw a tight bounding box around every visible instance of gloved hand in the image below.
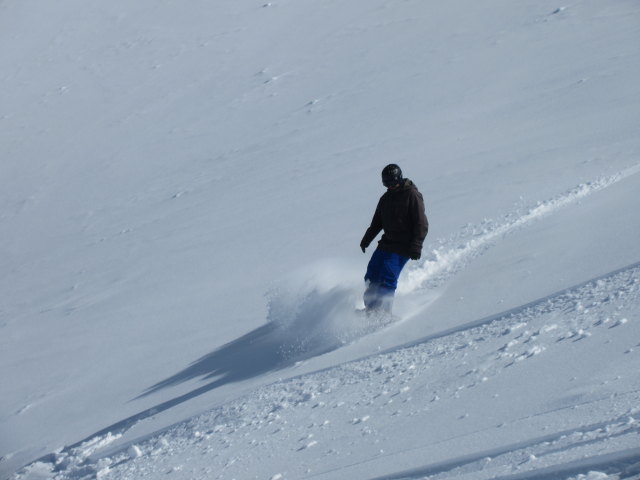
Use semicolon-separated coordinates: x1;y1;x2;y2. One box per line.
409;252;421;260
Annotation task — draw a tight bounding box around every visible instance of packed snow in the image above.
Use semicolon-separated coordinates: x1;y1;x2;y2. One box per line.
1;0;640;479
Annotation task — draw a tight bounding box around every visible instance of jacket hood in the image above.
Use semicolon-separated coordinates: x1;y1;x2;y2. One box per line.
388;178;414;192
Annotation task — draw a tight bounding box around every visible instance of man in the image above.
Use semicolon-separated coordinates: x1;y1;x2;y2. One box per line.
360;164;428;313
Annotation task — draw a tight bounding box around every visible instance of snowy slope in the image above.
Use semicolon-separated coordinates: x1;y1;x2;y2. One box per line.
1;0;640;479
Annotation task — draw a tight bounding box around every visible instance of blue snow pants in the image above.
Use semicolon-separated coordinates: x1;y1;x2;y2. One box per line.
364;248;409;312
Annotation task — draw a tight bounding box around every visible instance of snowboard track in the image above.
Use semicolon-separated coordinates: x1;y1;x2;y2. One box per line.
399;163;640;295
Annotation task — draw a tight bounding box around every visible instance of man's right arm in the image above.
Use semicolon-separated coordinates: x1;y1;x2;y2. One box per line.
360;200;383;252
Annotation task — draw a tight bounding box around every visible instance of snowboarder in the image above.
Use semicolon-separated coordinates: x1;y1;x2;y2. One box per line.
360;164;428;314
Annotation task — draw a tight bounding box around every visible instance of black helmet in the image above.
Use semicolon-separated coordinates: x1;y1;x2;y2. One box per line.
381;164;403;187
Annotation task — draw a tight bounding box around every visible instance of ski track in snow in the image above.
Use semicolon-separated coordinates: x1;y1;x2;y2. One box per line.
11;167;640;480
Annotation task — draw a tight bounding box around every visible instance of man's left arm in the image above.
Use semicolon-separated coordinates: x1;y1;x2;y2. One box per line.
409;191;428;260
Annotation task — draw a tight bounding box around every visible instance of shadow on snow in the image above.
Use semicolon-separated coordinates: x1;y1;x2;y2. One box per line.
61;284;376;451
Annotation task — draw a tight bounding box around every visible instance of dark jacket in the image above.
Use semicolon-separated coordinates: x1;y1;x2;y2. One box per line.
360;179;428;258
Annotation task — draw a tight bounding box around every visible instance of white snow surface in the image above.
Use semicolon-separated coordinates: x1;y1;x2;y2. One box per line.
1;0;640;479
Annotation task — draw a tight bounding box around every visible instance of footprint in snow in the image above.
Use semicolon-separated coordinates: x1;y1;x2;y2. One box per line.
609;318;628;328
